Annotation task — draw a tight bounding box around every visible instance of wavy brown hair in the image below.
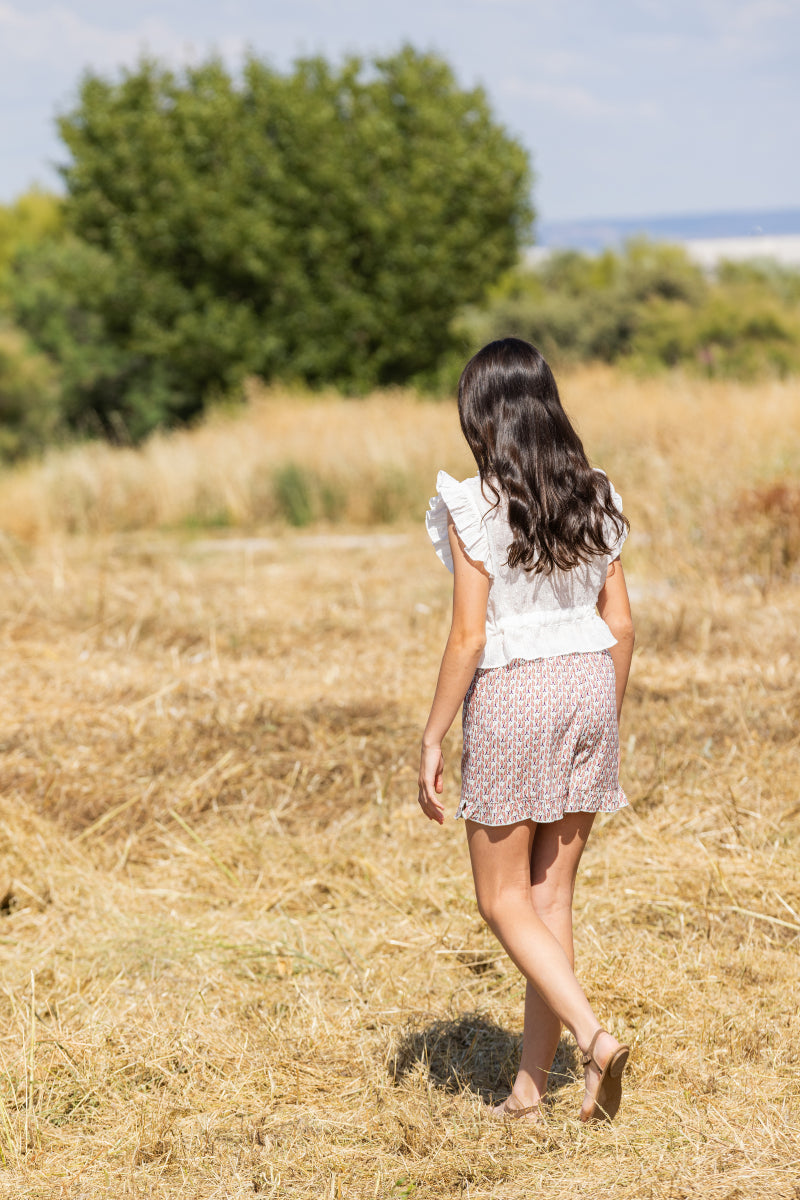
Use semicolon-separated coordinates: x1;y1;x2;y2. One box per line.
457;338;628;574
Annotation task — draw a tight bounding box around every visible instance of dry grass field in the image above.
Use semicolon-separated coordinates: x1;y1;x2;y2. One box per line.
0;368;799;1198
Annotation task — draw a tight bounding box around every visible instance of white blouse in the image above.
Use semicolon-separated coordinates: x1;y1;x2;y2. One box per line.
426;470;628;670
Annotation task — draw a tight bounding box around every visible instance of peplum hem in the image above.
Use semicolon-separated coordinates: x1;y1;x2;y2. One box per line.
480;604;617;669
425;470;493;576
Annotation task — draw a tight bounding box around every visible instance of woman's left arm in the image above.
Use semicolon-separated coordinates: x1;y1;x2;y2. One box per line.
418;515;490;824
596;557;635;722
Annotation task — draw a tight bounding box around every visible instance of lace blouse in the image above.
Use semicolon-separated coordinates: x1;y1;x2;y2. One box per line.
426;470;628;670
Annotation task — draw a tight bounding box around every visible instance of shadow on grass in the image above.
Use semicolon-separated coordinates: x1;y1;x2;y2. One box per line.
390;1014;579;1104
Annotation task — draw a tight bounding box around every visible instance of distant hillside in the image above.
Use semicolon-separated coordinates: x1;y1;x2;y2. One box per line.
539;207;800;251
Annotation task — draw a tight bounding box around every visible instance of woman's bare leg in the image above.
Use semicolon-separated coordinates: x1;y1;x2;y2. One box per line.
513;812;596;1107
466;817;622;1117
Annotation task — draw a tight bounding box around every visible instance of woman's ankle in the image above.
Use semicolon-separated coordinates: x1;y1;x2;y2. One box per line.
581;1028;620;1065
510;1072;547;1106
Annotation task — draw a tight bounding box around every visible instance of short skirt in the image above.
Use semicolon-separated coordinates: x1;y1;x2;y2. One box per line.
457;651;628;826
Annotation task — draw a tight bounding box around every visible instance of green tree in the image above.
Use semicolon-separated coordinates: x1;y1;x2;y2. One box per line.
13;48;531;436
0;188;63;285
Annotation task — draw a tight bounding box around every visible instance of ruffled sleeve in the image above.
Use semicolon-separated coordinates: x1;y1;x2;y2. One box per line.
425;471;494;576
604;478;628;560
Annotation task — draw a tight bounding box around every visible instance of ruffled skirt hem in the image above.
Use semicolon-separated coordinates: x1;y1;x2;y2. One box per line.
455;788;628;826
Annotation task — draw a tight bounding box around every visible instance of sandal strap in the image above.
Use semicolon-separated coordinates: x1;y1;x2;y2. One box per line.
581;1028;604;1067
504;1101;541;1119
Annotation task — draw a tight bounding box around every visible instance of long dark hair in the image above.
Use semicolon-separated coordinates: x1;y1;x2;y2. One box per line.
457;338;628;574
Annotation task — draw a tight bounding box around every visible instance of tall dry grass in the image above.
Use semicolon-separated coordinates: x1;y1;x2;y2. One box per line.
2;368;799;583
0;369;799;1196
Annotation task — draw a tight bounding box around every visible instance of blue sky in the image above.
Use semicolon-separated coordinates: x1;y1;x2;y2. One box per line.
1;0;798;222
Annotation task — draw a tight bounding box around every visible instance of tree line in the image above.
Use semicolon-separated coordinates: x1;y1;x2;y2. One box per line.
463;241;800;380
1;45;799;463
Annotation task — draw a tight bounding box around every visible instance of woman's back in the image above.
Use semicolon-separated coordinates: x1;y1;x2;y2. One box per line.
426;469;627;669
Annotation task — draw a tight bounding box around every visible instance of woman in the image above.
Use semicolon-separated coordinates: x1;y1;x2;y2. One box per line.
418;338;634;1122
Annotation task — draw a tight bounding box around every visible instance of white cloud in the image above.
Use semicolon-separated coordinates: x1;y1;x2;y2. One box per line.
0;3;246;72
628;0;796;58
632;0;793;28
715;0;796;56
532;49;590;79
502;78;622;120
470;0;549;6
705;0;793;27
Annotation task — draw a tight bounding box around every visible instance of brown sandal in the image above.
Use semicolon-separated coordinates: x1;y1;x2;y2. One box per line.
580;1029;630;1122
492;1094;543;1122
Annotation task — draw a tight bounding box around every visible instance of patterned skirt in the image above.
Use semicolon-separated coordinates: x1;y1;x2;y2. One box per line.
457;651;627;826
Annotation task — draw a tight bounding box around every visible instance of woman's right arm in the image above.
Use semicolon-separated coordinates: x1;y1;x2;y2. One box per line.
418;515;490;825
597;558;635;722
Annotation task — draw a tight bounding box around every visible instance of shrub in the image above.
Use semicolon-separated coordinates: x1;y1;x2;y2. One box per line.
273;464;315;527
0;325;62;460
466;241;800;378
9;236;207;439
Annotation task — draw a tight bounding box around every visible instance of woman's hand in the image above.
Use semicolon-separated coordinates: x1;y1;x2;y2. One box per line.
418;742;445;825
